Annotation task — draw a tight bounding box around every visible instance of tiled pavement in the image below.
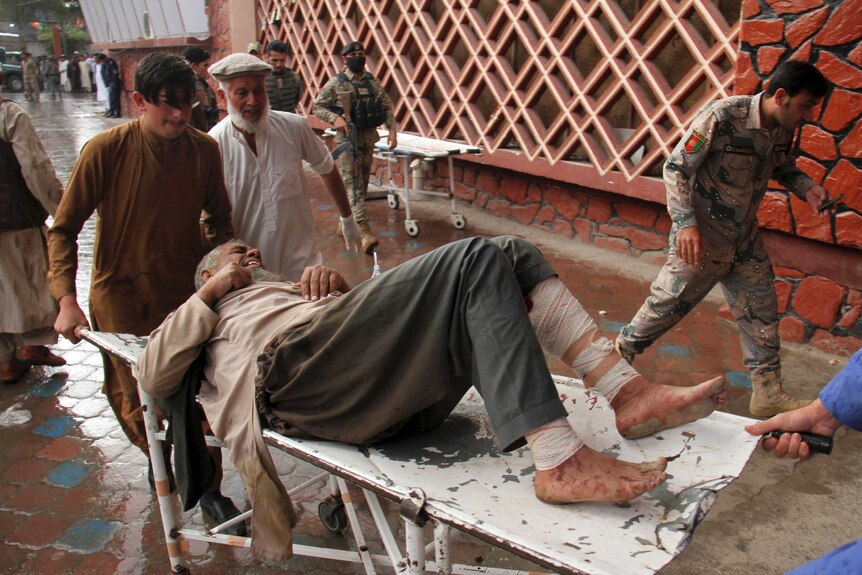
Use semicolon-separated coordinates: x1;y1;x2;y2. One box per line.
1;90;859;575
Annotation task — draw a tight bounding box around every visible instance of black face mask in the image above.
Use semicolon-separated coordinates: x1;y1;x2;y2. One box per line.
346;56;365;73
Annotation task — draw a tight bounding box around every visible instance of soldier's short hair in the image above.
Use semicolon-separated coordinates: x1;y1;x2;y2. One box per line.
134;52;196;108
765;61;828;99
266;40;289;55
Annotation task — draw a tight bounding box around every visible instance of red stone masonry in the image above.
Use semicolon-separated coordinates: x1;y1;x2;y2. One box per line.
732;0;862;354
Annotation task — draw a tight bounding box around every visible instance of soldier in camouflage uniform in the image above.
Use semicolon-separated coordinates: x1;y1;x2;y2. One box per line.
312;40;398;254
264;40;303;114
616;61;832;417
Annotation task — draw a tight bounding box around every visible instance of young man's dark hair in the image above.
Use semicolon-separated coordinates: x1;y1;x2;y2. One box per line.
765;61;828;99
182;46;210;65
134;52;195;108
265;40;288;54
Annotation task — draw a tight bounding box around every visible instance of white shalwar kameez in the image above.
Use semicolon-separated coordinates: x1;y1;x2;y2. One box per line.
209;111;335;280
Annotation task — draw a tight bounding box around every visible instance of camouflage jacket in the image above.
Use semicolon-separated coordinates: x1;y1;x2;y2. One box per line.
266;68;303;113
665;92;814;262
312;68;396;133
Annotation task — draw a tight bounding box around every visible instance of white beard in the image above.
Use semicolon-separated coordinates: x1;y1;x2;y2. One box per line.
251;267;282;283
227;99;270;134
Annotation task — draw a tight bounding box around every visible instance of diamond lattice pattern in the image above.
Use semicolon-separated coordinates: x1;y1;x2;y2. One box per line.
257;0;740;181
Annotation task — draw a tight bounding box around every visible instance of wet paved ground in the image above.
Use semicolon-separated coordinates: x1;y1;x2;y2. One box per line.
0;90;859;575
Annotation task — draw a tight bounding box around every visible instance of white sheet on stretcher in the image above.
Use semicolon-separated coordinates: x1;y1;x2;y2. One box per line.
373;129;481;157
275;377;759;575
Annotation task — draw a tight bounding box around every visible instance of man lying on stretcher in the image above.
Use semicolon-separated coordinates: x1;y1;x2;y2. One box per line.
138;236;726;560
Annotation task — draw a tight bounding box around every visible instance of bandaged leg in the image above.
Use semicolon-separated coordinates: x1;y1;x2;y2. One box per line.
527;417;668;503
525;417;584;470
526;277;637;401
526;277;727;439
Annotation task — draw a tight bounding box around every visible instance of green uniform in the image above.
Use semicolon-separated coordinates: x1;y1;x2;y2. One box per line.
618;92;815;374
312;69;396;224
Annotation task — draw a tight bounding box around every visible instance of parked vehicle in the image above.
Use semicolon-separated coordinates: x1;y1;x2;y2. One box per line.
0;49;24;92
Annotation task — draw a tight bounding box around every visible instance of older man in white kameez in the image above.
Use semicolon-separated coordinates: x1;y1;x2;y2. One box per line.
0;97;66;384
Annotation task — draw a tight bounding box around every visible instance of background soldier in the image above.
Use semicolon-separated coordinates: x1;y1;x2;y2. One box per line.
21;52;40;103
264;40;303;114
616;61;831;418
312;40;398;254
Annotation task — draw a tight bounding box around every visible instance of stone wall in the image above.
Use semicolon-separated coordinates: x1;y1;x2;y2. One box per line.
421;0;861;356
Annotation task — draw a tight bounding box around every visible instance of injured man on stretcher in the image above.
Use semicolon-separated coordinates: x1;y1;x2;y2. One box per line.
137;235;727;561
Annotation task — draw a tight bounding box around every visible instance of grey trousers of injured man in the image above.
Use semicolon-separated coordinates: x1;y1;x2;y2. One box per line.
256;236;568;452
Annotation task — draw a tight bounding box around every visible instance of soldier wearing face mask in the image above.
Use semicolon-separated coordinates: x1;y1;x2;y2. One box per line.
313;40;398;254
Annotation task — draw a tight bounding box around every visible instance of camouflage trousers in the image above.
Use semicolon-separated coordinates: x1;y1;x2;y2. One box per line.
24;78;40;102
617;241;780;374
336;128;379;225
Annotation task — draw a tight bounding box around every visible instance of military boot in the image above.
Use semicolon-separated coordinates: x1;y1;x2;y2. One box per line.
359;221;379;254
749;370;812;417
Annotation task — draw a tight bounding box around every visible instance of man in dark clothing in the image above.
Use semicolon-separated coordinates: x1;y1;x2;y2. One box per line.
100;53;122;118
264;40;303;114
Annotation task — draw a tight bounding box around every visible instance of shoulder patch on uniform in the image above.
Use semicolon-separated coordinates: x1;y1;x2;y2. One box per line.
684;130;706;154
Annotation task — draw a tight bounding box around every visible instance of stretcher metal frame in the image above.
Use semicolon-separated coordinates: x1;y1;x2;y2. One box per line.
325;128;481;238
79;329;553;575
372;131;481;238
78;329;758;575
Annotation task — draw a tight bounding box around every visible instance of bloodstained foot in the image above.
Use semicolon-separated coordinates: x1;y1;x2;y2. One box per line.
612;375;726;439
534;446;667;504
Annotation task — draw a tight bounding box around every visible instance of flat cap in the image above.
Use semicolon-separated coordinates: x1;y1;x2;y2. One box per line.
247;42;262;54
341;40;365;56
209;53;272;80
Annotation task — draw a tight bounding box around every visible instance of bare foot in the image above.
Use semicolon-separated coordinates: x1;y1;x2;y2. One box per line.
612;375;726;439
534;446;667;504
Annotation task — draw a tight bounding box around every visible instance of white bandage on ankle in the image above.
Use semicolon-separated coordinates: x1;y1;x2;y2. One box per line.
570;336;614;375
528;278;640;401
592;355;639;402
525;418;584;470
527;278;596;360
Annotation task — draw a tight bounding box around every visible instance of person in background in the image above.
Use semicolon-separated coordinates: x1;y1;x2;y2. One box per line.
312;40;398;254
183;46;219;132
78;54;93;94
0;95;67;384
21;52;40;103
100;53;121;118
59;54;69;92
45;56;61;100
264;40;303;114
247;42;263;58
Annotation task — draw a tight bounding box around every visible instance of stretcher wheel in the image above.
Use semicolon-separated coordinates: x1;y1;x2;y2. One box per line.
451;213;466;229
318;497;348;534
405;220;420;237
387;193;400;209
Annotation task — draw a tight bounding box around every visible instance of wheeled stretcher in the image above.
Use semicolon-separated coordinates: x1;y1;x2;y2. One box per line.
326;128;481;238
79;329;759;575
372;131;481;238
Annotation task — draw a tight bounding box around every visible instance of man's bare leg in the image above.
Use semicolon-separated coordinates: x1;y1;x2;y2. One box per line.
526;418;667;503
527;277;726;439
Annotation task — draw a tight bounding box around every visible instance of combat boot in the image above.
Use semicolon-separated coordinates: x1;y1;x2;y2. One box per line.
359;221;379;254
749;370;812;417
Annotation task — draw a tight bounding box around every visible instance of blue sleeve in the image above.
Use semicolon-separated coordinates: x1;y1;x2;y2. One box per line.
818;349;862;431
785;539;862;575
